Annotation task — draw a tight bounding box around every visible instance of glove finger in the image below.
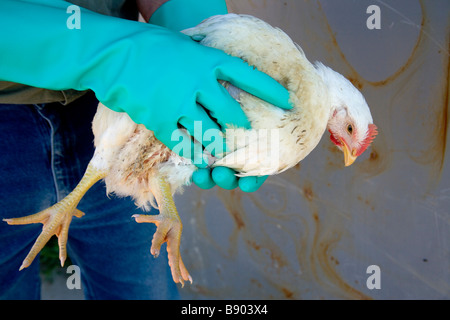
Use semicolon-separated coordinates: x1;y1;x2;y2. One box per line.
211;166;238;190
179;106;226;158
197;82;251;131
217;57;292;110
192;168;216;189
238;175;268;193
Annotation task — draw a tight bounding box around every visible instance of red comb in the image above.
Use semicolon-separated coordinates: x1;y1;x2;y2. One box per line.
356;124;378;156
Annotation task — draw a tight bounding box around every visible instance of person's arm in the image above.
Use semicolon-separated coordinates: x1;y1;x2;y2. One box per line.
147;0;227;32
137;0;169;22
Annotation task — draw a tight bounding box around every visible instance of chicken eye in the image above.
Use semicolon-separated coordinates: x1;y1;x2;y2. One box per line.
347;124;353;135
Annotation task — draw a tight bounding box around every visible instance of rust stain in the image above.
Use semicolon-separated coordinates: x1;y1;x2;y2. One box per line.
269;246;289;268
357;195;375;211
347;76;363;90
330;256;339;265
442;45;450;170
230;209;245;230
281;287;294;299
434;37;450;175
247;239;261;251
303;183;314;202
222;190;246;230
369;149;379;162
312;211;319;221
250;278;263;288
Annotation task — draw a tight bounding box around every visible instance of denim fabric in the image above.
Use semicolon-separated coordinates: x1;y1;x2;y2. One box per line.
0;92;179;299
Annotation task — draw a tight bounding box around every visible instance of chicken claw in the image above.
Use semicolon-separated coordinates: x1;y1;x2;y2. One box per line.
132;175;192;286
3;162;106;270
133;213;192;286
4;207;85;270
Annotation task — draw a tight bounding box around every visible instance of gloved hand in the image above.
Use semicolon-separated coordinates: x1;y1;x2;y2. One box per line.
149;0;274;192
0;0;290;191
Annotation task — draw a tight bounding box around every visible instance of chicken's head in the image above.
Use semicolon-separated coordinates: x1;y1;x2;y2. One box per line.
315;62;378;166
328;112;378;166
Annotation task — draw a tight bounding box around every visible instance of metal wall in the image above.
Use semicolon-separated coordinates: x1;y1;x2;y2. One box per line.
178;0;450;299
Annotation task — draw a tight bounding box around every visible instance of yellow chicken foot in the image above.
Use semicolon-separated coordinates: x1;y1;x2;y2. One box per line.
132;175;192;287
3;162;106;270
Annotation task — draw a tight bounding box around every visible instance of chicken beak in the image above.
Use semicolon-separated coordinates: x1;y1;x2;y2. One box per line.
341;140;357;167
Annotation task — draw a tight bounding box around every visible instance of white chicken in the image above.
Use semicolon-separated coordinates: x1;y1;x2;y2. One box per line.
4;14;377;286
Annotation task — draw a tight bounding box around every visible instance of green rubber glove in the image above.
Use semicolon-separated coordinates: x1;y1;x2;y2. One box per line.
0;0;289;190
149;0;272;192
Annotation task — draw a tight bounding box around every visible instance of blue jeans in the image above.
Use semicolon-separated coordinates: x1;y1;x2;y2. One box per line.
0;92;179;299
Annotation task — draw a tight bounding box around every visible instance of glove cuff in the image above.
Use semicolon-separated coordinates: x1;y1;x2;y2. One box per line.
149;0;227;31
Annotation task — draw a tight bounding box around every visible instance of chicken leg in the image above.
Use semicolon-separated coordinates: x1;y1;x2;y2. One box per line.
132;174;192;286
3;162;106;270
